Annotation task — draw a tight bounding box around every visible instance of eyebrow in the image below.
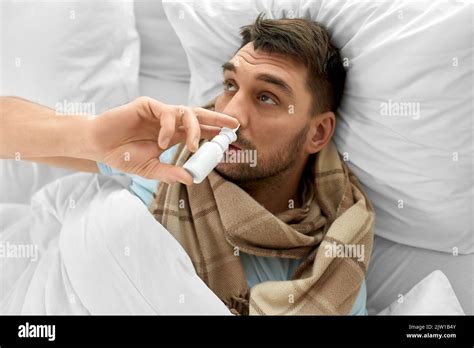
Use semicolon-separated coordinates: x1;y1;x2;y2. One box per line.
222;61;236;72
222;61;294;98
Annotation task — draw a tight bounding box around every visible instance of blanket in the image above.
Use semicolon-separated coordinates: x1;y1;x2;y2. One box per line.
0;173;231;315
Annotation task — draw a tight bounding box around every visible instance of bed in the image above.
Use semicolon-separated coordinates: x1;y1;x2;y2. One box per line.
0;0;472;315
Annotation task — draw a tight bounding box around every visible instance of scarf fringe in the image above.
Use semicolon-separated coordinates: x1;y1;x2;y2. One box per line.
224;290;250;316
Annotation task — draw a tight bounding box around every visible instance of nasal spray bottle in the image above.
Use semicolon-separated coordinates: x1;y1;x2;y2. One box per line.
183;125;240;184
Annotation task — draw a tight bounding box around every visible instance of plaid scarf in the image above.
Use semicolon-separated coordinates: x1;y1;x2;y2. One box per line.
150;137;374;315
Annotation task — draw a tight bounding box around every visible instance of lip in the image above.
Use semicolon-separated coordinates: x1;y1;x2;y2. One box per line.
228;144;241;151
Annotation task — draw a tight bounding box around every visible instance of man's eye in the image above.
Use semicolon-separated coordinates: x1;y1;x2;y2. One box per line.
223;81;237;92
259;94;277;105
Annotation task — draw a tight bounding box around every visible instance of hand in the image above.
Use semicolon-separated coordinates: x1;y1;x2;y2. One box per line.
91;97;239;185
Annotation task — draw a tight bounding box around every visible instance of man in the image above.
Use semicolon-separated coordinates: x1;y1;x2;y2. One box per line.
1;15;374;315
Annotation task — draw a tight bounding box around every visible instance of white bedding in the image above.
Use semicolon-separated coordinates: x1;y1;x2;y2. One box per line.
134;0;190;105
377;270;465;316
0;173;231;315
163;0;474;254
367;235;473;315
0;173;466;315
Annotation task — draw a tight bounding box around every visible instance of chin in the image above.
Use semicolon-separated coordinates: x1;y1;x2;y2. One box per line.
215;163;252;182
215;163;242;181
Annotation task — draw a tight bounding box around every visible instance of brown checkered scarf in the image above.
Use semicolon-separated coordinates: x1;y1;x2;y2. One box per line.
150;139;374;315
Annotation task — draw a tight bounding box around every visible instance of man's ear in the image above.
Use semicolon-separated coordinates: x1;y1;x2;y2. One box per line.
305;111;336;154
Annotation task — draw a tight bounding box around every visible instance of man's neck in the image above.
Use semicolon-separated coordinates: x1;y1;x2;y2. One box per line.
239;158;309;215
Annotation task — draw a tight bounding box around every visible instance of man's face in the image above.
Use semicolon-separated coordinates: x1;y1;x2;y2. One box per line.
214;42;314;183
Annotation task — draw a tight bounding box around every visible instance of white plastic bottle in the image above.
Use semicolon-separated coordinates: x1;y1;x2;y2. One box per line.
183;125;239;184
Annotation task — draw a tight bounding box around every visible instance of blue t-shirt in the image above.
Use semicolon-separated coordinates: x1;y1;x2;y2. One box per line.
97;147;368;315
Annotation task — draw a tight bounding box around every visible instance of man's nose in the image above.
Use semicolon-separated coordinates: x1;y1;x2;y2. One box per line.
221;93;249;128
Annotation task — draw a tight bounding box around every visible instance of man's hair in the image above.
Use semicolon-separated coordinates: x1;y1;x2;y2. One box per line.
239;14;346;115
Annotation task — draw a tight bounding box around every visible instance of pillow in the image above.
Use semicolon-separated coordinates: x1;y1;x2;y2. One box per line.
0;0;140;204
366;235;473;314
134;0;190;84
134;0;190;104
162;0;474;254
377;270;465;315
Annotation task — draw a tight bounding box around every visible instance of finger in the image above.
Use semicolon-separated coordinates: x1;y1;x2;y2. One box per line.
193;107;239;129
180;107;201;153
146;161;193;186
168;125;221;148
182;124;221;139
141;97;164;123
157;106;178;149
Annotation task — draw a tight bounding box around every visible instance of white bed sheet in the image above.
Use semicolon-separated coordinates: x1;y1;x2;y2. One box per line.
366;235;473;315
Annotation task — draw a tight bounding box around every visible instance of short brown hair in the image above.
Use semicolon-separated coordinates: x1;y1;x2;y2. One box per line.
240;14;346;115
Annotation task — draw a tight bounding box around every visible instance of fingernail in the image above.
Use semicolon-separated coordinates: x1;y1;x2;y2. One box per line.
161;137;171;148
193;138;200;151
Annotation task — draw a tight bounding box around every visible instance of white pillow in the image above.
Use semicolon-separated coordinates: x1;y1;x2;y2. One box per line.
377;270;465;315
162;0;474;254
0;0;140;204
134;0;190;104
135;0;189;83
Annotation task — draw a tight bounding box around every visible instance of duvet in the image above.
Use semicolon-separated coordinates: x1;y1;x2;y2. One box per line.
0;173;231;315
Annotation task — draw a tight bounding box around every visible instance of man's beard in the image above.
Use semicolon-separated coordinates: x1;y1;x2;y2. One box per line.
215;124;309;184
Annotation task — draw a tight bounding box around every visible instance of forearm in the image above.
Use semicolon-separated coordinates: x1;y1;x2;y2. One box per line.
1;95;238;184
23;156;99;173
0;96;97;160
